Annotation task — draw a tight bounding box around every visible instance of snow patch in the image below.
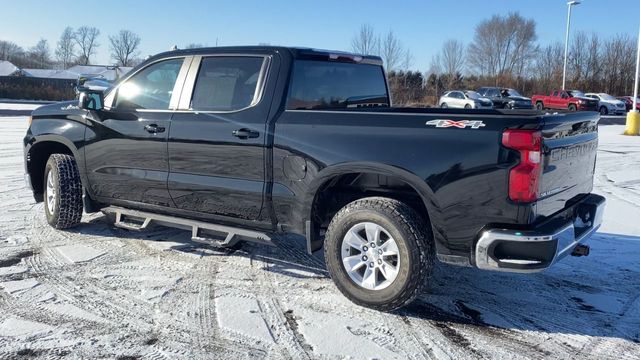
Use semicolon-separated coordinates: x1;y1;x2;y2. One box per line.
215;295;275;344
0;316;52;337
141;288;169;303
43;302;107;323
6;234;28;245
143;239;192;252
0;264;28;276
0;278;39;294
293;306;398;359
605;169;640;184
55;244;105;263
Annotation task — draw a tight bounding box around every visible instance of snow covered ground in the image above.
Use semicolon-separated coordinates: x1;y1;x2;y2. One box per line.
0;116;638;359
0;103;44;111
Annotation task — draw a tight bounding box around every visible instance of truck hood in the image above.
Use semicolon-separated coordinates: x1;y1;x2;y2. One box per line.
31;100;83;117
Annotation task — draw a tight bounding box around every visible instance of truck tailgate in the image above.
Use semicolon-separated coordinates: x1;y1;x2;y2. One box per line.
536;112;600;218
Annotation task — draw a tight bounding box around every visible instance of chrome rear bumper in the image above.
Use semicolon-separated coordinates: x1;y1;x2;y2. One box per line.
475;194;605;273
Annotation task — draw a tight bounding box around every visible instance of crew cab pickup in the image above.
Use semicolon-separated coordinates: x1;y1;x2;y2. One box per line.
532;89;599;112
24;46;605;310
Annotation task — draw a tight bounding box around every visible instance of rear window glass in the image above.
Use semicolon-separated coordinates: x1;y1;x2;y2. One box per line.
287;60;389;110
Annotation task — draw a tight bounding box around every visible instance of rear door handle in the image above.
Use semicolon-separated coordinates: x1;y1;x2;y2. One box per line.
144;124;165;134
232;128;259;139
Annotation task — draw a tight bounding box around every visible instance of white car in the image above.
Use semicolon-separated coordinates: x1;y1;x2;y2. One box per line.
439;90;493;109
585;93;626;115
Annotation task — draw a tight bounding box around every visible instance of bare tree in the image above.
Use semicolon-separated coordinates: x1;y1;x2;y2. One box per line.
351;24;379;55
109;30;141;66
467;12;537;82
441;40;465;78
600;34;635;95
56;27;76;69
28;39;51;68
533;42;564;94
380;31;404;71
74;26;100;65
0;40;24;63
401;49;414;71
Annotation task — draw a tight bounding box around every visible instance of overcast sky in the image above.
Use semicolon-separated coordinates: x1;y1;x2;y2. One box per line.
2;0;639;70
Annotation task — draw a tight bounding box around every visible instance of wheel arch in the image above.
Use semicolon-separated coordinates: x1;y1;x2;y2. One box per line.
302;162;440;253
25;136;81;198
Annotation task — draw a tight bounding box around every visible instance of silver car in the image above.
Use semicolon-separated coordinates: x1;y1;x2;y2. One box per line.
439;90;493;109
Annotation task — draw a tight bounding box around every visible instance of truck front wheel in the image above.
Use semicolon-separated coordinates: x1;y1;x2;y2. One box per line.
568;104;577;112
324;197;434;311
43;154;83;229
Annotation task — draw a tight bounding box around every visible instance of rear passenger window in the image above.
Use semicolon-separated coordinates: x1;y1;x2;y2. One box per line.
190;57;265;111
287;60;389;110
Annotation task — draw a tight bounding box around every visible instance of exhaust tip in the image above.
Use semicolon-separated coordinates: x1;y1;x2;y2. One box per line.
571;244;590;257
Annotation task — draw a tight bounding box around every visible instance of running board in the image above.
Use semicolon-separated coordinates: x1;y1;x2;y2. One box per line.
102;206;273;248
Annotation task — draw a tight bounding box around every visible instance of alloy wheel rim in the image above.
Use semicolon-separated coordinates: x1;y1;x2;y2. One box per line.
341;222;400;291
46;171;56;214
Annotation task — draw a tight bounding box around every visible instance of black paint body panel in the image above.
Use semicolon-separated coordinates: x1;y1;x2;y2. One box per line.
23;46;600;263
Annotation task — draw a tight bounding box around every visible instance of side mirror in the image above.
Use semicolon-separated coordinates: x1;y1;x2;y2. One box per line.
78;90;104;111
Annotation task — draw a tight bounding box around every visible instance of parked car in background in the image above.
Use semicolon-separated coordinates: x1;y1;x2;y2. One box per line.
476;87;533;109
532;90;598;112
585;93;626;115
617;96;640;112
438;90;493;109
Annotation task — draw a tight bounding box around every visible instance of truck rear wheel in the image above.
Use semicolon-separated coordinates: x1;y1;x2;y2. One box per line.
324;197;434;311
43;154;83;229
535;101;544;110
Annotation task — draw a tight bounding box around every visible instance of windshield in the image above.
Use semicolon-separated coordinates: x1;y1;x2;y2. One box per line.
568;90;586;97
599;93;616;100
464;91;481;99
502;88;522;97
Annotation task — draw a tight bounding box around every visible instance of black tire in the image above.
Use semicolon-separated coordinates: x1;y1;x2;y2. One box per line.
43;154;83;229
535;102;544;110
568;104;577;112
324;197;434;311
599;106;608;115
440;102;448;108
464;104;472;109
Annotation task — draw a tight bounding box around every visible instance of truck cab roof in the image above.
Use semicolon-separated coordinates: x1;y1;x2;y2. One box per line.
148;46;384;66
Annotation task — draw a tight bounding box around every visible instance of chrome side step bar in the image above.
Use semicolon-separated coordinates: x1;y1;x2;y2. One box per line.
102;206;273;248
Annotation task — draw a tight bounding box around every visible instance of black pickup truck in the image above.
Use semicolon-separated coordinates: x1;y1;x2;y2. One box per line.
24;46;605;310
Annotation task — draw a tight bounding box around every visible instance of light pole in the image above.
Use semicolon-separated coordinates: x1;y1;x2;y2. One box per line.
562;0;581;90
624;26;640;136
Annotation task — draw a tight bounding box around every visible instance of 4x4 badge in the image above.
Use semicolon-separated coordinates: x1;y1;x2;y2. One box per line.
426;119;486;129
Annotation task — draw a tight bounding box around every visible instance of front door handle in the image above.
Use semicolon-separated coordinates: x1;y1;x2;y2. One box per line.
232;128;259;139
144;124;165;134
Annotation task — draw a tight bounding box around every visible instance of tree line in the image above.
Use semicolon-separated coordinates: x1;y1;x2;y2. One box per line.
352;12;637;105
0;27;142;70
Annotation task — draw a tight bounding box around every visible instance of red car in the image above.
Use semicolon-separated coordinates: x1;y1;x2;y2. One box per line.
617;96;640;111
532;90;599;112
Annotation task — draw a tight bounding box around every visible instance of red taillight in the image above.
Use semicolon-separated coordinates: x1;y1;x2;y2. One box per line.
502;129;542;202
